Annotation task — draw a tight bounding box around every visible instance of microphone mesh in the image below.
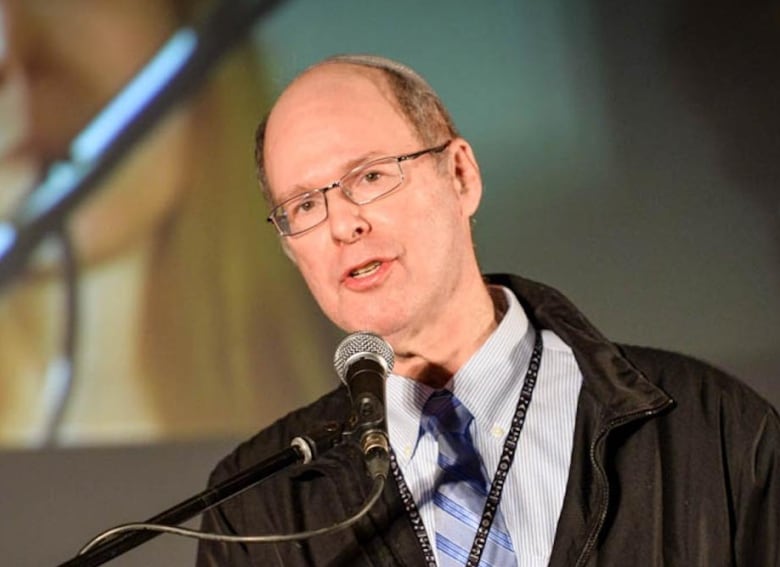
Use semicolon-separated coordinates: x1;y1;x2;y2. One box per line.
333;332;395;382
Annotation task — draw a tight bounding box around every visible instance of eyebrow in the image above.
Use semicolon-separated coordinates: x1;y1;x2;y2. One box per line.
276;149;390;203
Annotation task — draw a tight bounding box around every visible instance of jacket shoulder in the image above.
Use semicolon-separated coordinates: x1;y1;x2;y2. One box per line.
617;344;778;423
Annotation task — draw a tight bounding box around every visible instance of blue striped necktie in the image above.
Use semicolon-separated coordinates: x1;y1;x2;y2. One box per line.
421;390;517;567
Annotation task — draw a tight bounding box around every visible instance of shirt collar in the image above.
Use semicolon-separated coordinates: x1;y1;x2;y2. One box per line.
387;285;533;463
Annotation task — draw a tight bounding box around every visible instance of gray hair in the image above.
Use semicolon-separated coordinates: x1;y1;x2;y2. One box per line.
254;54;459;205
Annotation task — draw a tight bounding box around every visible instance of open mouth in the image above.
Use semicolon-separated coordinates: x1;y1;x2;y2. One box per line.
349;260;382;278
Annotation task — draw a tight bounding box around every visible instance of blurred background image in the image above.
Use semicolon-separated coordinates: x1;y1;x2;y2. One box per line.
0;0;777;565
0;0;337;448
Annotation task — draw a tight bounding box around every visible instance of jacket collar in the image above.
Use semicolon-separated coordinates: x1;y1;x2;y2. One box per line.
487;273;673;422
488;274;675;566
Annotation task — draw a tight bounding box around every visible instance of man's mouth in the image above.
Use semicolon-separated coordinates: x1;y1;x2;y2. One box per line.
349;260;382;278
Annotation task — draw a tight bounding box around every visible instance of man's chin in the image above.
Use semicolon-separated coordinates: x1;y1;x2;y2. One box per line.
340;317;404;340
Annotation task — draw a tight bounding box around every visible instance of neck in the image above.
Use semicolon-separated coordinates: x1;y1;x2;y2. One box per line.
390;279;503;388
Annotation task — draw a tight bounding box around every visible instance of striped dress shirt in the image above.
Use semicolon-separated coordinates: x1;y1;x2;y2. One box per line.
386;286;583;566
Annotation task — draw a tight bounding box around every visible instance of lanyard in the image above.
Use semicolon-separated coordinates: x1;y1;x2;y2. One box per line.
390;328;543;566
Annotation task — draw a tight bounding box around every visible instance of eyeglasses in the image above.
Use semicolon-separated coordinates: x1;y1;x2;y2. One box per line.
267;140;452;236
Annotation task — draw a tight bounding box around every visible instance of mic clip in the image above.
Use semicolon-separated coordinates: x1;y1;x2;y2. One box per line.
343;392;390;481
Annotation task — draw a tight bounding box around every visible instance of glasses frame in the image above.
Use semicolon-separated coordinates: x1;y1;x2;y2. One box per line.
267;140;452;236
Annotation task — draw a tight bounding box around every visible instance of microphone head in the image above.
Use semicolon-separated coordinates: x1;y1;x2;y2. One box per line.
333;331;395;383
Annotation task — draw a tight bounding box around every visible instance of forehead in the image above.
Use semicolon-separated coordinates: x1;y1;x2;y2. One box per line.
263;64;420;197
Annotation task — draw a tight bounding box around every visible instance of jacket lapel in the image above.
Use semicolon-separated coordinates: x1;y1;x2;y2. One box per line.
488;274;673;566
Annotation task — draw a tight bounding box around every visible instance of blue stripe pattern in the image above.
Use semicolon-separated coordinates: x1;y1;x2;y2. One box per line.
422;390;517;566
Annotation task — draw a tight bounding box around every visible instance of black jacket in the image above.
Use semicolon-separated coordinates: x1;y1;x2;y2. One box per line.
197;275;780;566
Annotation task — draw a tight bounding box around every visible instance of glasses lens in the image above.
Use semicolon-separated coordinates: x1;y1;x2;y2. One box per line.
344;159;403;204
274;191;327;235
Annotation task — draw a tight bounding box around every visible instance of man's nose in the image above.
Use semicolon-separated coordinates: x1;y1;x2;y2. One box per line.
326;189;370;243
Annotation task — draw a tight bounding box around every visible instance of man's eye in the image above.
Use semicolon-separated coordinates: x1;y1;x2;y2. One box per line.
291;197;320;216
362;170;383;183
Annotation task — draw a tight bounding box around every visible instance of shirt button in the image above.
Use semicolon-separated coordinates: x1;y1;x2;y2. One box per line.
491;424;505;438
403;445;412;457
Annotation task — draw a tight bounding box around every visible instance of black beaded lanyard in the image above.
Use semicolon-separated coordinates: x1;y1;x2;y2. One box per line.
390;328;543;567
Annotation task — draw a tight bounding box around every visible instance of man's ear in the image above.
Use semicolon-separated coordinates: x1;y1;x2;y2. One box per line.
449;138;483;217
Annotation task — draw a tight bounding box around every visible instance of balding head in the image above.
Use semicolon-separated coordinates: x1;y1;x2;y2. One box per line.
255;54;459;205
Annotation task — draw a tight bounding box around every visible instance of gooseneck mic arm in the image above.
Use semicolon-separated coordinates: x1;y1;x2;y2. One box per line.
0;0;285;289
58;423;343;567
57;332;397;565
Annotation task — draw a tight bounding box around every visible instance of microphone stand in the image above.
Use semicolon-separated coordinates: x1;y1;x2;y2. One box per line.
0;0;286;289
57;422;343;567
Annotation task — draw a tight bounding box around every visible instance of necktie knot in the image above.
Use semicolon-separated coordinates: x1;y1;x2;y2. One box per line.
421;390;485;492
421;390;474;439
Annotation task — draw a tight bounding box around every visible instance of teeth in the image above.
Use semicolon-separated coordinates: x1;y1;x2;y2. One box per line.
350;261;381;278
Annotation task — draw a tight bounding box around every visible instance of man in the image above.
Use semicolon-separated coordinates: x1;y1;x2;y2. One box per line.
197;55;779;566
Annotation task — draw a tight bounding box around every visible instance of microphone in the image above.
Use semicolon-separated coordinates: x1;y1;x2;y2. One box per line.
333;332;394;480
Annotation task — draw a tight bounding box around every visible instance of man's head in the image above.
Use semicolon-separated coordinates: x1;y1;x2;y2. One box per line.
258;54;488;360
255;54;459;205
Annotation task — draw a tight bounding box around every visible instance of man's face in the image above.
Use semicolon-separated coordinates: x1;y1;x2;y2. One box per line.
264;65;481;348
